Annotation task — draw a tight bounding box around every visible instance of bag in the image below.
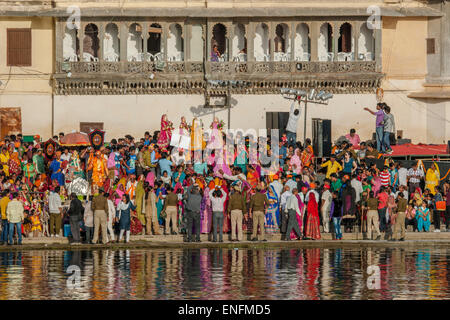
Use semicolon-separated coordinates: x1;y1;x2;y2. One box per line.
436;201;446;211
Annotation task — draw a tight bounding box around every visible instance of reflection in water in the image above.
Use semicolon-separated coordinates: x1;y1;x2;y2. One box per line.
0;247;448;300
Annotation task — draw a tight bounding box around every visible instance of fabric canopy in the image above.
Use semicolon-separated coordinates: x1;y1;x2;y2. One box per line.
59;132;90;146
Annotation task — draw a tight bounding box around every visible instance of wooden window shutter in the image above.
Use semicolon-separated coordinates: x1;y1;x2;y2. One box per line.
426;38;435;55
7;28;32;66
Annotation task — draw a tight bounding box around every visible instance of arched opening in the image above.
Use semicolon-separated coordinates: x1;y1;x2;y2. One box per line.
127;23;143;61
189;24;204;61
211;23;227;61
83;23;99;61
318;23;333;61
274;23;290;61
254;23;269;61
295;23;310;61
167;23;184;61
147;23;162;58
232;23;247;61
63;26;79;61
358;23;374;61
104;23;120;61
338;22;354;60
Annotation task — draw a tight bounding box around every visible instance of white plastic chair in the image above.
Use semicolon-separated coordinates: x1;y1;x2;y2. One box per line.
327;52;334;61
337;52;346;61
346;52;355;61
64;54;78;62
104;52;119;62
154;52;164;61
83;52;99;62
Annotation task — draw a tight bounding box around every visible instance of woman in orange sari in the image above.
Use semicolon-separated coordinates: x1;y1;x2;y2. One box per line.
301;144;314;168
246;165;260;190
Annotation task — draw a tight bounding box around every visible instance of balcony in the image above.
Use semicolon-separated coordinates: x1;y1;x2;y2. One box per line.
54;60;382;95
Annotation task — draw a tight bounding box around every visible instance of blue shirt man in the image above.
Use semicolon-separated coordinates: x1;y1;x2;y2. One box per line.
159;157;173;177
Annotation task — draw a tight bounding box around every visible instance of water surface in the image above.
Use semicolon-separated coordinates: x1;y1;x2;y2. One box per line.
0;247;448;300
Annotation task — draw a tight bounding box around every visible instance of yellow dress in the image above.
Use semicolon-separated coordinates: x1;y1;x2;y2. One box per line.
191;118;204;151
425;164;440;195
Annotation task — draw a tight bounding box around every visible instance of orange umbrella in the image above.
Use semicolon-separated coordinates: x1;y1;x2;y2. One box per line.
59;132;90;146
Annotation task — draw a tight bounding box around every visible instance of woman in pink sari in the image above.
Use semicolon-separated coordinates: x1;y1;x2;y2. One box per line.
291;148;302;175
157;114;173;152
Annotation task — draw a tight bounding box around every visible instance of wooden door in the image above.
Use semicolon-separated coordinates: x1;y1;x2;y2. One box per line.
0;108;22;139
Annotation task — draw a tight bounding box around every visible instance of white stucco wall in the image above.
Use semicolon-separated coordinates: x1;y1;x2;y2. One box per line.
51;92;448;144
0;94;52;138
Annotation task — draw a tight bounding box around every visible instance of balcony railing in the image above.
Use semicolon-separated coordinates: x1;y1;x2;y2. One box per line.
56;60;377;75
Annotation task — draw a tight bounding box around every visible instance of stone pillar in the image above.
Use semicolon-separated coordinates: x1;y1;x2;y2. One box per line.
79;22;85;60
163;22;168;61
290;22;296;61
374;23;382;72
269;22;275;61
56;19;64;63
247;22;255;62
182;22;188;61
333;22;339;61
119;22;128;62
98;22;105;61
185;23;191;61
206;20;212;61
227;22;234;61
310;22;319;62
143;21;149;56
353;22;360;61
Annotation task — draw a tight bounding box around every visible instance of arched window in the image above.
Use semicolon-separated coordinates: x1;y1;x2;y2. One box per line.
148;23;162;56
211;23;227;61
338;23;353;54
167;23;184;61
358;23;374;61
294;23;310;61
318;23;333;61
127;23;143;61
254;23;269;61
189;24;204;61
274;23;290;61
104;23;120;61
83;23;99;61
63;26;78;61
232;23;247;61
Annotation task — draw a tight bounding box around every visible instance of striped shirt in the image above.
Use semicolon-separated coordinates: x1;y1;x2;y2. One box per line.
379;171;391;187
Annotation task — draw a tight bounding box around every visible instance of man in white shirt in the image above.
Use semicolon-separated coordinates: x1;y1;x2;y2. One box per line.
285;175;297;193
321;184;332;233
280;185;292;236
350;174;363;203
105;192;116;242
397;162;408;187
285;101;300;147
284;188;302;240
60;148;72;163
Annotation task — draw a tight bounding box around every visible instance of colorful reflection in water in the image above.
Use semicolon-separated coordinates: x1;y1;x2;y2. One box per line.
0;247;449;300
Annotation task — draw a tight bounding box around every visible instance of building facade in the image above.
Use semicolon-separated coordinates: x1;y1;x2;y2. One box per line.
0;0;448;144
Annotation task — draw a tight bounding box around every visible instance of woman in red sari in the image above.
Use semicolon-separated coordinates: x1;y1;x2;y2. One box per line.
305;192;321;240
8;152;21;176
157;114;173;152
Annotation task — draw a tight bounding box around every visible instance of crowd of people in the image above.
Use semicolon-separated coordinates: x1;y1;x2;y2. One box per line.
0;107;447;246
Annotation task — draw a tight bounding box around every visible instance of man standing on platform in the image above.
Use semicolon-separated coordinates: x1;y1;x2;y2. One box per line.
363;103;386;153
250;183;269;241
91;188;109;245
67;193;83;244
49;186;63;237
184;184;202;242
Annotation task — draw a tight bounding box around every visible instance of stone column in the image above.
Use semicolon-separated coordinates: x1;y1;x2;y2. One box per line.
353;21;360;61
79;22;85;60
269;22;275;61
143;21;149;56
310;22;319;62
206;20;212;61
247;22;255;62
185;23;191;61
119;22;128;62
162;22;168;61
98;22;105;61
374;23;382;72
333;22;339;61
56;19;63;63
227;22;234;61
290;21;296;61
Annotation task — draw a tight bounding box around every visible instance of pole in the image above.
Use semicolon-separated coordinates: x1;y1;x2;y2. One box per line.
303;99;307;146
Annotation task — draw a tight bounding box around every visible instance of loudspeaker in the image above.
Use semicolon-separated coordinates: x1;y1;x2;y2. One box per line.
312;118;332;157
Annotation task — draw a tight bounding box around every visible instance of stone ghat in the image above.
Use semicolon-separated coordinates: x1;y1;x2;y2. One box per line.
2;232;450;251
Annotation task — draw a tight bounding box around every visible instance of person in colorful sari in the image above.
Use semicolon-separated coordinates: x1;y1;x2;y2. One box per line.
0;147;10;176
234;144;248;175
425;163;440;195
134;175;146;231
265;185;279;233
179;116;191;136
22;157;35;184
416;201;430;232
246;165;259;190
300;142;314;168
200;186;212;234
50;152;65;186
305;192;321;240
88;150;108;189
69;150;84;180
191;117;204;153
157;114;173;153
290;148;302;175
8;152;21;177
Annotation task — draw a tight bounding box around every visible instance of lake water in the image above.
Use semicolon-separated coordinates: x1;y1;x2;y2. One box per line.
0;247;448;300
